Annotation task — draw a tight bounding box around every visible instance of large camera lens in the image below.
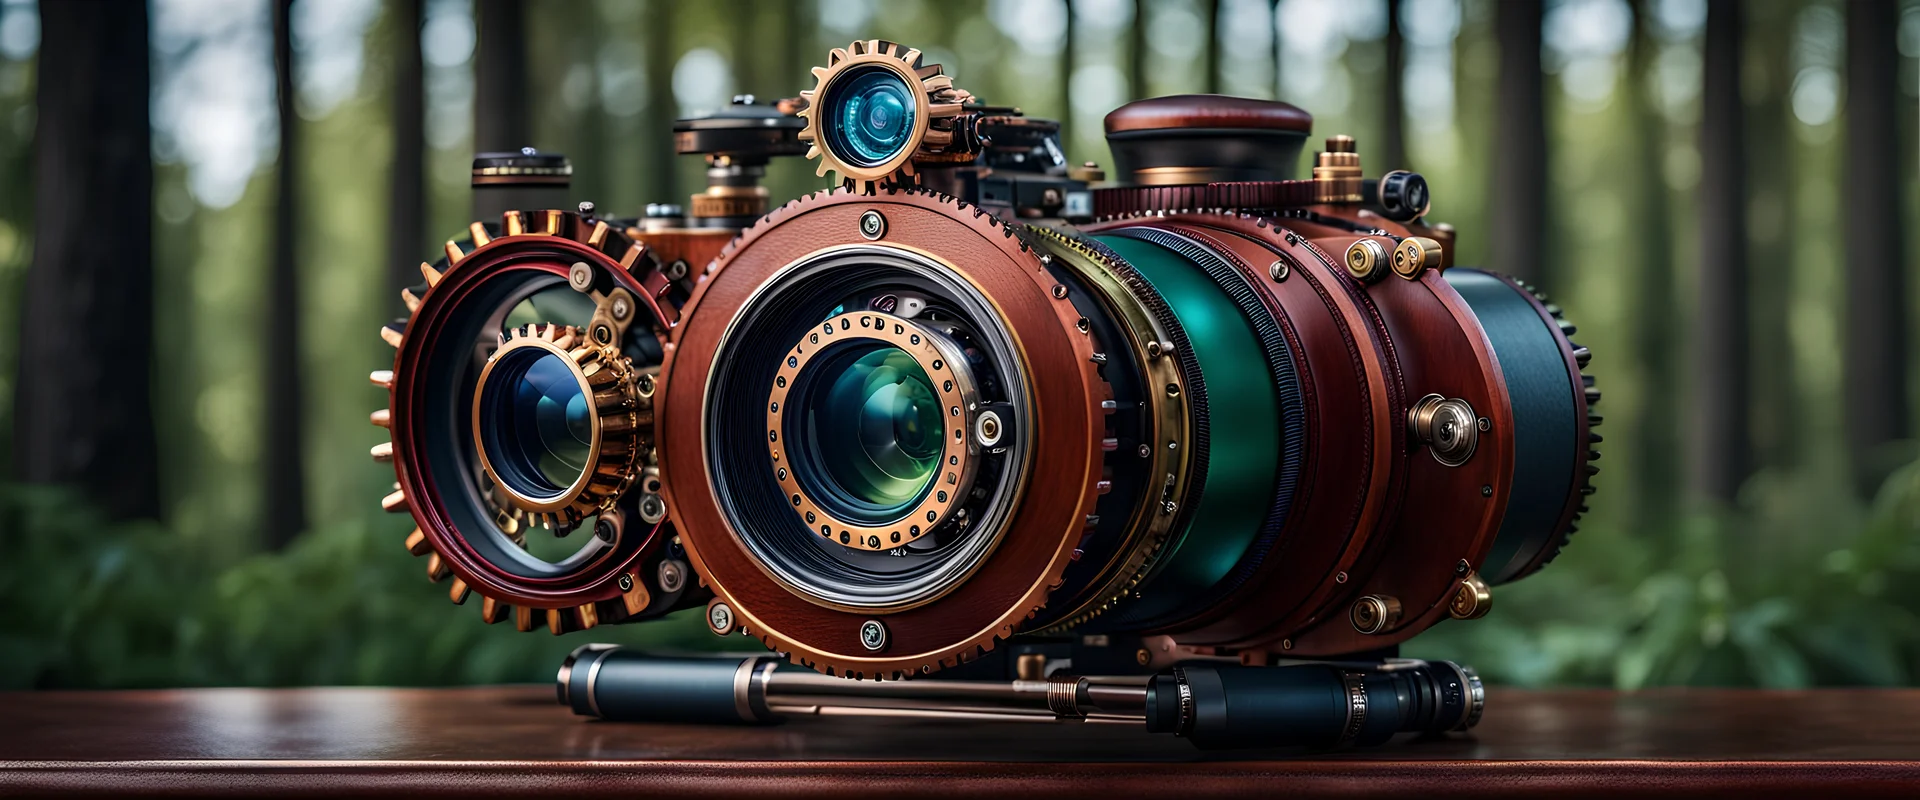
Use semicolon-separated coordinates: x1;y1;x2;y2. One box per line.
375;209;686;634
823;66;917;168
476;346;594;500
788;342;944;521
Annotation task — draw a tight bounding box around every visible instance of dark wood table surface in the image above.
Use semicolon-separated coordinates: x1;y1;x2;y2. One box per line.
3;685;1918;798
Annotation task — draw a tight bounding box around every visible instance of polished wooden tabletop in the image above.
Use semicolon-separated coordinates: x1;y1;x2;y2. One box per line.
3;685;1918;798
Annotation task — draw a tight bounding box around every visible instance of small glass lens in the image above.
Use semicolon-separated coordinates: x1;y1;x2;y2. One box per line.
795;344;941;521
824;67;916;168
483;350;592;496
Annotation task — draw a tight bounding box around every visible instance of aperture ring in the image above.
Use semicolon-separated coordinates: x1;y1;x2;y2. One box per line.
767;311;982;552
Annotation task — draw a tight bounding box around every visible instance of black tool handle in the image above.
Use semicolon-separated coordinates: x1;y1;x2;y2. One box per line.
1144;661;1482;749
558;646;781;725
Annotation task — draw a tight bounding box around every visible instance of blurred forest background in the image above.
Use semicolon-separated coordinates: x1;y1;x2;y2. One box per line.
1;0;1918;690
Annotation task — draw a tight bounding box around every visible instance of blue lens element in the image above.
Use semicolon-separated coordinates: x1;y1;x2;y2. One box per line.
823;66;917;168
479;348;593;498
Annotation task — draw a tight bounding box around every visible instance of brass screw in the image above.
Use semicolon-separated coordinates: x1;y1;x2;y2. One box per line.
1350;594;1403;635
1135;648;1151;666
1345;239;1390;283
707;601;734;635
1449;573;1493;620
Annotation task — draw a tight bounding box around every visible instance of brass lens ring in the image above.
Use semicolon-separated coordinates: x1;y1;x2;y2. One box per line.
471;323;643;527
766;310;983;553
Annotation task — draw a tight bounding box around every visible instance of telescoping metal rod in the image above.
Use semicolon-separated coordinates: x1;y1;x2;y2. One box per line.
557;647;1483;750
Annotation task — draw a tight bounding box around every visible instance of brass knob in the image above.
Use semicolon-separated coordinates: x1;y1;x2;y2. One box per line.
1345;238;1391;283
1350;594;1403;635
1449;573;1493;620
1408;393;1479;467
1313;135;1363;203
1392;236;1443;279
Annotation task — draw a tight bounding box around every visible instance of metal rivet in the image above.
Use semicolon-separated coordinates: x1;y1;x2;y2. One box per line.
976;410;1004;447
707;602;734;635
617;573;634;592
860;619;888;651
658;560;687;593
1052;284;1069;299
568;262;593;292
1269;260;1289;281
595;519;617;542
859;210;887;240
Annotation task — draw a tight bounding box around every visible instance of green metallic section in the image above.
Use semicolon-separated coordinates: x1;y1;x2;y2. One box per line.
1093;234;1280;623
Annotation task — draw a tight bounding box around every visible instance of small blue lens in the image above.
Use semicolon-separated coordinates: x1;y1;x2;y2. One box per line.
823;67;916;168
480;349;593;498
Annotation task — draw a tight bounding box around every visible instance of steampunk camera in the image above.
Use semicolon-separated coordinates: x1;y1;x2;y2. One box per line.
372;41;1598;749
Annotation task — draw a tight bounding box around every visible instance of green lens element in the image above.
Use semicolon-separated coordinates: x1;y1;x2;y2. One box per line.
1092;234;1282;621
480;349;593;497
790;343;943;523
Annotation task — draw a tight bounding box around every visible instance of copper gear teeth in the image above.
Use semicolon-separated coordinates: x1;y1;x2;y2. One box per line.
796;40;978;194
373;207;662;632
479;322;647;531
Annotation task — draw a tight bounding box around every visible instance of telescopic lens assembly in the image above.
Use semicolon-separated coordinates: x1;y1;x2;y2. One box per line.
370;37;1599;746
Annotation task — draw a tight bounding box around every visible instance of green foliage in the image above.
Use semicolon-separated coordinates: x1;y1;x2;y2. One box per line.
1409;456;1920;688
0;484;719;690
8;454;1920;690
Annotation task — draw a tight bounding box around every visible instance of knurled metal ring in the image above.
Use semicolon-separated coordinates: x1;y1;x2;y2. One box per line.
766;310;982;552
1339;670;1369;747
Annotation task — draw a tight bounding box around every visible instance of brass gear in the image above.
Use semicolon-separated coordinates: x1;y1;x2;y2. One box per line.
473;322;647;531
373;208;671;633
796;40;979;194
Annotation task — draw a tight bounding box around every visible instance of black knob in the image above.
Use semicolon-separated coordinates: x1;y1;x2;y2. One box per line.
1367;170;1431;221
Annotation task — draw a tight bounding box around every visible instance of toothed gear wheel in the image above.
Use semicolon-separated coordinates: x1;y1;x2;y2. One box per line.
660;185;1113;679
474;323;647;531
797;40;978;194
1512;279;1598;576
373;208;683;636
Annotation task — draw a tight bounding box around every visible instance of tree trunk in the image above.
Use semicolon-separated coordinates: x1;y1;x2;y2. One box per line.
388;0;425;295
1490;0;1545;287
1380;0;1406;171
643;0;678;205
10;0;158;521
475;0;530;152
1061;0;1076;124
1745;1;1800;473
1689;0;1751;504
1843;0;1910;495
266;0;307;546
1130;0;1148;99
1625;0;1678;529
1202;0;1220;95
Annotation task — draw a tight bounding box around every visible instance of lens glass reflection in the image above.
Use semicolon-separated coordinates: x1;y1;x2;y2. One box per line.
794;343;941;521
484;350;592;495
825;67;916;168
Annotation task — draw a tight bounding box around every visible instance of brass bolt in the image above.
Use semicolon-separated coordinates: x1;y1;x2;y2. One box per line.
1392;236;1443;280
1350;594;1403;635
1345;239;1391;283
1135;648;1151;666
1449;572;1493;620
